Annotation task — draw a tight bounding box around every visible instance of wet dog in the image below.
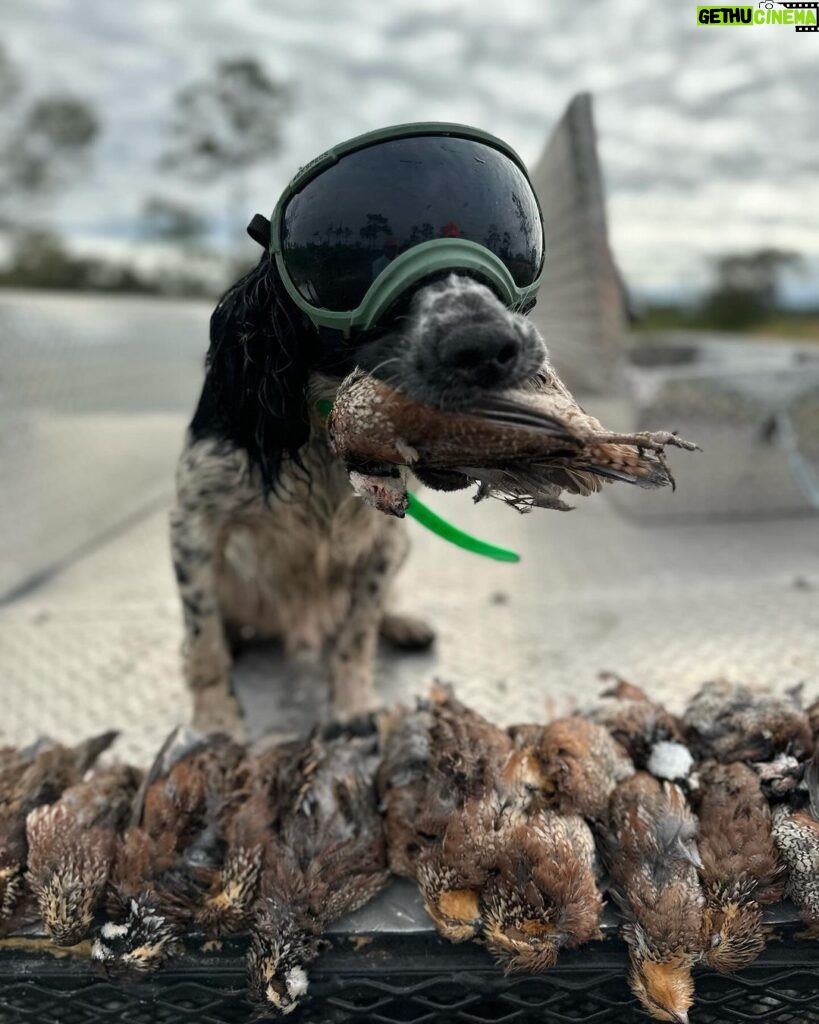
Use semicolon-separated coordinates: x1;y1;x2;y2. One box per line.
171;258;546;733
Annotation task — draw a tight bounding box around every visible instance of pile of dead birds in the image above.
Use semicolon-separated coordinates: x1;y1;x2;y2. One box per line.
1;679;818;1022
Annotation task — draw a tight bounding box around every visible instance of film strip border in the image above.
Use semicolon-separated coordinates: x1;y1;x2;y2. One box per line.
777;1;819;30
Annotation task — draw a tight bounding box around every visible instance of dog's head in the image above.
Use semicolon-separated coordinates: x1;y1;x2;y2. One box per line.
193;255;547;492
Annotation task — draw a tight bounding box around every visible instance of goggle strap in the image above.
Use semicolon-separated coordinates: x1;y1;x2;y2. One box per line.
247;213;272;249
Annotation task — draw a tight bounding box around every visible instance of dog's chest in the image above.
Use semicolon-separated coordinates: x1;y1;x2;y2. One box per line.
224;438;387;582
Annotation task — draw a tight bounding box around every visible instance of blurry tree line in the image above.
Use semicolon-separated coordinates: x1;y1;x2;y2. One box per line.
638;249;817;338
0;45;288;296
0;44;814;333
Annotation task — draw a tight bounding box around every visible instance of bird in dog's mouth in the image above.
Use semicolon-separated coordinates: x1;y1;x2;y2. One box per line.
326;368;700;518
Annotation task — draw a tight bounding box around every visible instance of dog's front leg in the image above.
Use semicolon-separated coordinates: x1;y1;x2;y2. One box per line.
170;507;242;736
328;531;407;720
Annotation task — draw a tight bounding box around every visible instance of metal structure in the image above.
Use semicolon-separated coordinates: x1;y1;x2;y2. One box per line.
528;93;627;396
0;890;815;1024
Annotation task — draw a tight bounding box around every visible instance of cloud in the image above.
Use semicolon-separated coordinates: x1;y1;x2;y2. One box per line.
3;0;818;300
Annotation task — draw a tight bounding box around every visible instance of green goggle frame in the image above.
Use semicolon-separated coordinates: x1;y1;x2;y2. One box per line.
266;122;545;336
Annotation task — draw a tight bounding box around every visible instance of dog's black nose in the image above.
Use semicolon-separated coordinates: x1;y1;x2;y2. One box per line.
436;323;521;387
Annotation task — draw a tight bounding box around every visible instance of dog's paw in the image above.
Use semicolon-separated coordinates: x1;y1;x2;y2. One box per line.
192;685;246;741
379;612;436;652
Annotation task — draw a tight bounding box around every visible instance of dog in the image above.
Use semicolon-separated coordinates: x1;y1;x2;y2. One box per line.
171;256;547;734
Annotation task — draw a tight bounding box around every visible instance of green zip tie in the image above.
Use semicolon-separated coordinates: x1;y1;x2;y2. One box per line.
406;492;520;562
317;398;520;563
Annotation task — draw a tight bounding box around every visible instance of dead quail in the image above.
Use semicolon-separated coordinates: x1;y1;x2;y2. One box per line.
411;798;499;943
682;680;812;764
194;746;285;938
519;717;635;820
481;810;602;973
92;728;243;973
693;761;784;973
600;772;704;1024
327;369;698;516
378;689;515;942
0;731;117;930
585;678;692;781
26;763;142;946
247;728;388;1018
771;753;819;933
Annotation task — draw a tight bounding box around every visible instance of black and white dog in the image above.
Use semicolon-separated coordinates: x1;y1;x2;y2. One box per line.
171;254;547;733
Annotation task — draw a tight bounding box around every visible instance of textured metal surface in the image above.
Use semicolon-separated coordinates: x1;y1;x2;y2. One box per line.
1;926;818;1024
0;289;206;600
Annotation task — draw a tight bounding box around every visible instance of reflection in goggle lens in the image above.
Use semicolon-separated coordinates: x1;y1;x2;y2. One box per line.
281;136;543;312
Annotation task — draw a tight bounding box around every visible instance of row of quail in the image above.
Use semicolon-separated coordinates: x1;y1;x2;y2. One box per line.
381;678;819;1023
1;676;816;1022
591;678;818;1021
0;722;387;1018
378;687;629;972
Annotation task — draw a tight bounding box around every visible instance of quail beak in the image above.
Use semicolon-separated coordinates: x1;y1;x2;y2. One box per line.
670;1013;689;1024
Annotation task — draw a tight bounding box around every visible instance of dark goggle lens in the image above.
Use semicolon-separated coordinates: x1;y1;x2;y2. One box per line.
281;135;543;312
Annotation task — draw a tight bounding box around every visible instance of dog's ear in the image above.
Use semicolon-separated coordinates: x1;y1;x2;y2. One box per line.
191;253;312;492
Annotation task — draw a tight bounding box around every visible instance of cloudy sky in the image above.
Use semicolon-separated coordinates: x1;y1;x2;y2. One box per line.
5;0;819;302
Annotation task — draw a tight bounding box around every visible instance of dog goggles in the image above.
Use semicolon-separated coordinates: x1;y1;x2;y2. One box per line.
248;122;545;334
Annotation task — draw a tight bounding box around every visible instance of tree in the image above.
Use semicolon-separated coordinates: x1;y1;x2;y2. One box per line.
700;248;803;329
159;56;291;267
161;57;290;180
0;45;100;227
4;98;99;193
359;212;393;244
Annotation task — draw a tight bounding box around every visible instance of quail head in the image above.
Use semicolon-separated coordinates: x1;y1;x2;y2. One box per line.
92;728;243;973
683;680;812;763
26;763;142;946
0;731;117;930
771;753;819;933
481;810;602;973
247;727;388;1018
601;772;704;1023
327;369;698;516
693;760;784;972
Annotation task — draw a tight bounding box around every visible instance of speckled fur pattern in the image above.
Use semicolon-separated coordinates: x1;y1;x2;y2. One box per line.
171;395;410;731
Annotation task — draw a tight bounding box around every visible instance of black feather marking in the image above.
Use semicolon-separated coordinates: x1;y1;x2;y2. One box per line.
467;396;577;439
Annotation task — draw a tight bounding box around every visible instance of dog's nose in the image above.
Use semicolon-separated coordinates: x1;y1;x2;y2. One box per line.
437;323;521;386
